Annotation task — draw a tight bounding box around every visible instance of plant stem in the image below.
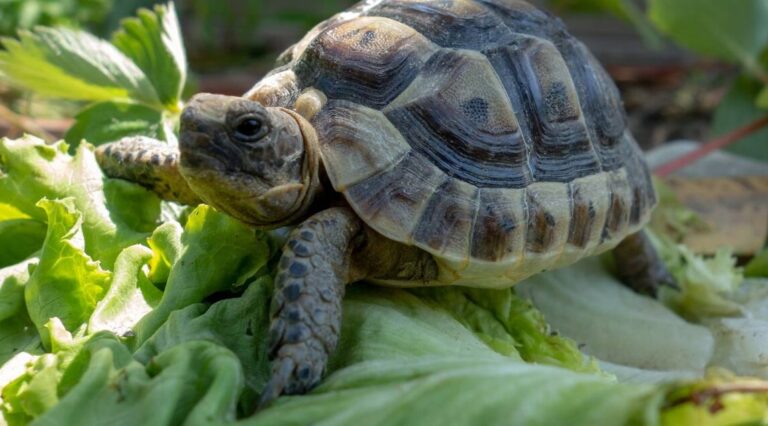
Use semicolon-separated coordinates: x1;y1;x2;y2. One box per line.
653;115;768;177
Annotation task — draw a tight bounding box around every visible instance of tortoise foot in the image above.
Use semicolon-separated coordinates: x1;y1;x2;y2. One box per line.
259;208;361;408
613;231;678;297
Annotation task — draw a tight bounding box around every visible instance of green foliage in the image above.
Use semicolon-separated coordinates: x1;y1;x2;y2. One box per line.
711;75;768;162
648;0;768;69
0;2;184;147
0;0;110;37
0;28;158;104
111;3;186;110
64;101;166;147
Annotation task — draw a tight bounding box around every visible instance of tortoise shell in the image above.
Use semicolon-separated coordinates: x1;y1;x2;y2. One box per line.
246;0;656;285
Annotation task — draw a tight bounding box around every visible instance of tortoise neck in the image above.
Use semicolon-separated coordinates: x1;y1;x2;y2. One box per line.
276;108;326;226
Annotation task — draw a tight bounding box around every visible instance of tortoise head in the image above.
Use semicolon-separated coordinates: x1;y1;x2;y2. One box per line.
179;93;321;228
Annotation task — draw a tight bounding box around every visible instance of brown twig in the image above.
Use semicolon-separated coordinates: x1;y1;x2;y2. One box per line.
0;102;56;141
663;382;768;412
653;115;768;177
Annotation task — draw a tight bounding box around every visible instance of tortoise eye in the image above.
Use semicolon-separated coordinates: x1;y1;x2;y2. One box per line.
234;116;267;142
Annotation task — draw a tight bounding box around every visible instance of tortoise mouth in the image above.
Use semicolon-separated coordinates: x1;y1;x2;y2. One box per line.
178;129;227;172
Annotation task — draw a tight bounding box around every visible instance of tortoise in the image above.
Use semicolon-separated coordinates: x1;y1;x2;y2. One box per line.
96;0;675;406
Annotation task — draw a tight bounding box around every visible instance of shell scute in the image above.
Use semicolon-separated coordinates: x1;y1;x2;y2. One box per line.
384;49;530;188
485;36;601;183
525;183;570;255
294;16;435;109
344;152;445;244
367;0;513;49
566;173;609;251
601;168;633;244
412;177;479;262
471;187;525;263
313;100;411;190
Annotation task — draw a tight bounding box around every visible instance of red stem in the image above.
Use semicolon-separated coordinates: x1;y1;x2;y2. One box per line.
653;115;768;177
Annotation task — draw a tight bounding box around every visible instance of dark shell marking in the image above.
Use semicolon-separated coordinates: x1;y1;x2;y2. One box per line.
264;0;656;267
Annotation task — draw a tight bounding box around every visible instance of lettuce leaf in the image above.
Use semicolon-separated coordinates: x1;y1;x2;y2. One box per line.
0;259;34;323
0;219;45;268
37;338;243;426
516;258;715;376
3;133;768;424
88;245;160;336
132;205;272;346
0;135;161;267
653;234;745;320
0;257;42;367
24;199;111;349
4;256;768;425
412;286;598;372
248;358;660;426
135;275;272;411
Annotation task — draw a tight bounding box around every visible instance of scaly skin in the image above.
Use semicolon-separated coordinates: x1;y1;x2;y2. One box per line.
260;207;362;406
95;136;201;205
613;231;677;297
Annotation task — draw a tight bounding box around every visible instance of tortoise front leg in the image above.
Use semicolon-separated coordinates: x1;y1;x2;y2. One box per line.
613;230;677;297
95;136;201;205
259;207;362;407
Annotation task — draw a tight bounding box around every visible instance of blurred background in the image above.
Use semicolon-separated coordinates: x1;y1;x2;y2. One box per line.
0;0;763;155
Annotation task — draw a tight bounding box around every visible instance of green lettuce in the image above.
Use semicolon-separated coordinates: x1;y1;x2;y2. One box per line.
0;219;45;268
25;198;111;349
0;135;161;267
131;204;272;347
654;234;745;320
516;258;715;377
87;245;160;336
